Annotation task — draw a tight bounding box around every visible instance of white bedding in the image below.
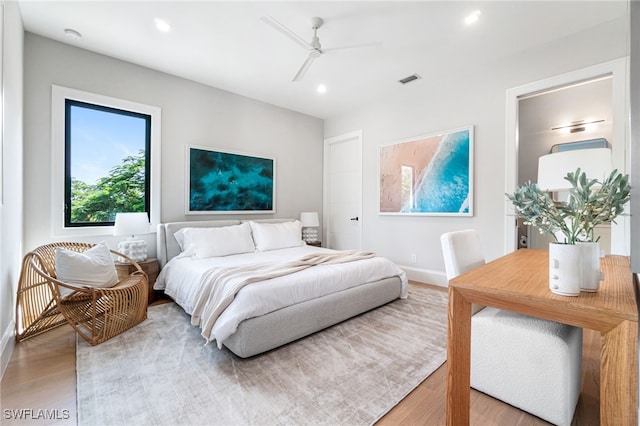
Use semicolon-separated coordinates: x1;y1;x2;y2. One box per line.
155;245;408;347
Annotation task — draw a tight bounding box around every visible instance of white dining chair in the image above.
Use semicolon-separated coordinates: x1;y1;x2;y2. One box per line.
441;229;583;426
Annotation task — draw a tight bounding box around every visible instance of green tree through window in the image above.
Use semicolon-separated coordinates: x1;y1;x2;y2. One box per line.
65;100;150;227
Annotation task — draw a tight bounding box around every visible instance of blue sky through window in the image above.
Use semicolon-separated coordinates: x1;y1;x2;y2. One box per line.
70;104;146;185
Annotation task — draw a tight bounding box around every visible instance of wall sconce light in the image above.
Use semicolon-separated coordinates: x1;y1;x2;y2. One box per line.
551;119;604;134
300;212;320;243
113;212;150;262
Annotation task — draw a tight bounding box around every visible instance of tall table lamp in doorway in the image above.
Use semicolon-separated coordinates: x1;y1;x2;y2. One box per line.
537;147;613;193
113;212;150;262
300;212;320;244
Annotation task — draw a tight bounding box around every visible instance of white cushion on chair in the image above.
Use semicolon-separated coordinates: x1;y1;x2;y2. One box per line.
471;307;582;426
55;241;119;296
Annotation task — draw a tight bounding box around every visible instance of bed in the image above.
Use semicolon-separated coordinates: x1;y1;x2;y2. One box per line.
155;219;408;358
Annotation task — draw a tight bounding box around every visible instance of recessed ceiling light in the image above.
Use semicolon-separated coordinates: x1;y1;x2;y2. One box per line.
317;84;327;94
154;18;171;33
464;10;482;25
64;28;82;41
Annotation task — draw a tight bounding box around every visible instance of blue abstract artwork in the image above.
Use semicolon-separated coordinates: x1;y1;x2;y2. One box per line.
187;146;275;214
379;126;473;216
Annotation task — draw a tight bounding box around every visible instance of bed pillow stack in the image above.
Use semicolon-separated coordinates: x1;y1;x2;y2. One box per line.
173;220;305;258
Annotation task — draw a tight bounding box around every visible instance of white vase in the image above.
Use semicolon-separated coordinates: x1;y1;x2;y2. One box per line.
548;243;581;296
578;241;603;292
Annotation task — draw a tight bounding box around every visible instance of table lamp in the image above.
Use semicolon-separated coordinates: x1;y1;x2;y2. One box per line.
300;212;320;243
113;212;150;262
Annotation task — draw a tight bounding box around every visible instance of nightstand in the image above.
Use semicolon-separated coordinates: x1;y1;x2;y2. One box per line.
306;241;322;247
115;257;159;304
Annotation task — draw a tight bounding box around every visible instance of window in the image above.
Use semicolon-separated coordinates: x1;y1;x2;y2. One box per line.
65;100;151;227
52;86;161;236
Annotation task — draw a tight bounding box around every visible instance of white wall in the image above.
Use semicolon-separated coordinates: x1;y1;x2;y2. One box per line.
0;1;24;377
23;34;324;255
324;17;629;286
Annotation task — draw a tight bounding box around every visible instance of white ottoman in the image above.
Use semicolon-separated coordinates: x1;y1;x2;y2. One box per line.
471;307;583;426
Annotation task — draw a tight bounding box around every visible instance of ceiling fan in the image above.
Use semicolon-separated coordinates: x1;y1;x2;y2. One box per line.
262;16;381;82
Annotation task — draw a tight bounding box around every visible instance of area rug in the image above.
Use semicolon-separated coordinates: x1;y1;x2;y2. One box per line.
76;285;448;426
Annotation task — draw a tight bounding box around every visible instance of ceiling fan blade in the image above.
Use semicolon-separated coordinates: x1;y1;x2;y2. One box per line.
292;55;316;82
261;16;313;51
322;41;383;54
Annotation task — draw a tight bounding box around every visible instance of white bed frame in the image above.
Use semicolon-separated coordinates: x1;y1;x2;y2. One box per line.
156;219;404;358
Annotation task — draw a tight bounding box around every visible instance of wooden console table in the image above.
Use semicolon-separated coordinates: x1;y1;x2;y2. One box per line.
447;249;638;425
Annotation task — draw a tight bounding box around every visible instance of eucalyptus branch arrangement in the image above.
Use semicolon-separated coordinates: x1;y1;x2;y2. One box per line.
506;168;631;244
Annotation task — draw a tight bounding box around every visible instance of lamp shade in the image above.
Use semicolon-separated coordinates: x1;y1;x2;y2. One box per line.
537;148;613;191
113;212;150;237
300;212;319;227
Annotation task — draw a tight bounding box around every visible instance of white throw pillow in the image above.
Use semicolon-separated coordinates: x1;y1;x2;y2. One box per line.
55;241;119;297
182;222;256;259
249;220;303;251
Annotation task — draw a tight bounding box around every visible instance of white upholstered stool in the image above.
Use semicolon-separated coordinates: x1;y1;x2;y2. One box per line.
471;307;582;426
441;230;583;426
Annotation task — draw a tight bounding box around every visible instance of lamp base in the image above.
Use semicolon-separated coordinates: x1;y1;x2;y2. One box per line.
117;239;147;263
302;227;319;243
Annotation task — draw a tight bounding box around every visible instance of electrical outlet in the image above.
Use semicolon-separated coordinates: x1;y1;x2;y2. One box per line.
411;253;417;263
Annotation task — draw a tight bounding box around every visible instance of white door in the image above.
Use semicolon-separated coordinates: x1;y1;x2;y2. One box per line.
323;131;362;250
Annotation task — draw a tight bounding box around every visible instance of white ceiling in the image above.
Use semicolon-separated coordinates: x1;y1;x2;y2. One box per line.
18;1;629;119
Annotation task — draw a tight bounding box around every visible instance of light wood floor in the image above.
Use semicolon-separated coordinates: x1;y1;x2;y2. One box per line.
1;283;600;425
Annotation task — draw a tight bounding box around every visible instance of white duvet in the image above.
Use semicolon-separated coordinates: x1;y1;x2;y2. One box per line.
155;246;408;346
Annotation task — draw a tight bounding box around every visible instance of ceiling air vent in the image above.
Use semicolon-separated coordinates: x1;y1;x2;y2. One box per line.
398;74;422;85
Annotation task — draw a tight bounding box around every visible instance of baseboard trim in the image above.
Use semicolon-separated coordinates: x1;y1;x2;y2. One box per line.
0;320;15;380
399;265;448;288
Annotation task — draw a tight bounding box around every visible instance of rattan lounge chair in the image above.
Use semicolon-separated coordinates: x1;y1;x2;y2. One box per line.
15;242;148;345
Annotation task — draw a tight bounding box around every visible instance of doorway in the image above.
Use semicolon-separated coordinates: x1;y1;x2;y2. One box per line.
504;58;629;255
518;76;613;251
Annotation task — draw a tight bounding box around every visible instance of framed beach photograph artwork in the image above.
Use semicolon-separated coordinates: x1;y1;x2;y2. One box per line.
378;126;473;216
186;145;275;214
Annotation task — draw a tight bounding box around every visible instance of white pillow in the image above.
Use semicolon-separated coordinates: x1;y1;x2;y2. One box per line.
174;228;188;251
55;241;119;297
182;222;256;259
249;220;303;252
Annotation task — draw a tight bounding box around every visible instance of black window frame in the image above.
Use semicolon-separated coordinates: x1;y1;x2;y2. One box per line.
64;99;152;227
